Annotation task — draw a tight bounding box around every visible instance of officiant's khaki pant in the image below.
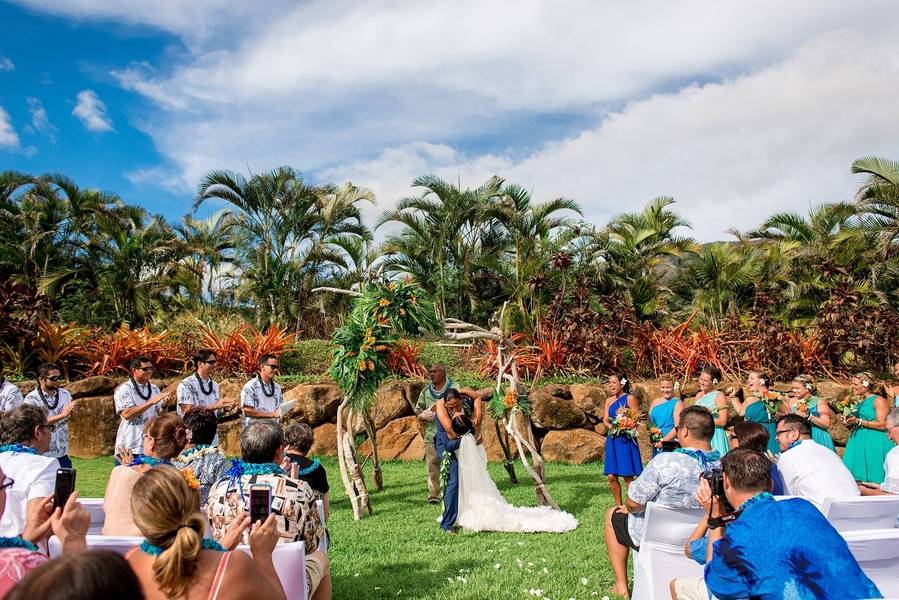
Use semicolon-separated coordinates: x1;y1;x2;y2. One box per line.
425;441;441;500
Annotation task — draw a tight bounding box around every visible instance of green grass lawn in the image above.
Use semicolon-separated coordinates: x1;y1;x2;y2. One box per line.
71;456;617;600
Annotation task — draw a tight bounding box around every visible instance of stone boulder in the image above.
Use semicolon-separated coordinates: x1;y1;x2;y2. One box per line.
282;384;343;427
540;429;604;464
569;384;605;420
68;395;117;458
358;416;423;460
66;376;116;398
530;389;586;429
829;418;851;447
369;381;422;429
310;423;338;457
217;420;243;456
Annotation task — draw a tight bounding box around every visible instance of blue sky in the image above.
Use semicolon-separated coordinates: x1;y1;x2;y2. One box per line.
2;1;899;239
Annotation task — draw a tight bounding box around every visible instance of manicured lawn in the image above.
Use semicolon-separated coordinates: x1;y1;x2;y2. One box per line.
71;456;617;599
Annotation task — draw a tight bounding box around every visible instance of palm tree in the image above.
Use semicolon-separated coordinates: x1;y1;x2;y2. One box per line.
176;209;239;309
852;156;899;253
674;243;760;328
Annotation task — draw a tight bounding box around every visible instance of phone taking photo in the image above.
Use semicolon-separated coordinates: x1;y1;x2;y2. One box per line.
249;484;272;524
54;468;76;509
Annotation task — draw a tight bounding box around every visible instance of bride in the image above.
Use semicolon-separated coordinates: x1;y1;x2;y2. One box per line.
436;389;578;533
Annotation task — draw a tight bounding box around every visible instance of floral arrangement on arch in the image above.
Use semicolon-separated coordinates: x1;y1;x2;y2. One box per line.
488;385;532;420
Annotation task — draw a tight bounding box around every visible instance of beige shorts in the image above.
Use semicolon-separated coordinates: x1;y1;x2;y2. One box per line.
673;575;708;600
306;551;327;596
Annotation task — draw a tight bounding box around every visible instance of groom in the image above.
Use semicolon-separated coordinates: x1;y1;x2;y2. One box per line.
434;390;469;532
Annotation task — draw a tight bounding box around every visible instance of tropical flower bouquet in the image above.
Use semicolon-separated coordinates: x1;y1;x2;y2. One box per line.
759;390;781;420
834;394;862;417
609;408;642;439
488;386;532;419
647;423;663;445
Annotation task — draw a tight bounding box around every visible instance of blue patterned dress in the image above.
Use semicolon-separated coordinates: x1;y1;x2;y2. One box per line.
604;394;643;476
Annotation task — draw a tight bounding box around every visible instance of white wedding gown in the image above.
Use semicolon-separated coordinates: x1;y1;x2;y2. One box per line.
455;434;578;533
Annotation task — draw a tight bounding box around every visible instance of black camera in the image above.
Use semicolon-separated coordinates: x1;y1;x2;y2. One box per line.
702;467;738;526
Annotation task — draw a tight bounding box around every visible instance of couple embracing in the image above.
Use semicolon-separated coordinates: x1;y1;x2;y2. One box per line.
428;380;577;534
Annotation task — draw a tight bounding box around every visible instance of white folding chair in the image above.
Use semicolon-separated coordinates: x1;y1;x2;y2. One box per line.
49;534;142;558
237;541;307;600
80;498;106;535
631;503;706;600
841;528;899;596
821;496;899;531
315;499;328;553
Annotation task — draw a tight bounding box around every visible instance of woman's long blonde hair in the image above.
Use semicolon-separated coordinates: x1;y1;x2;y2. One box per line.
131;466;205;598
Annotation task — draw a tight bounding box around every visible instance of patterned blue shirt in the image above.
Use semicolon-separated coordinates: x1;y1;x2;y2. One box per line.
705;495;882;599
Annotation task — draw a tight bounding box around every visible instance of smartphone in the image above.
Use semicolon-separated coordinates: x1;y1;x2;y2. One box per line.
249;484;272;524
53;468;76;509
661;440;681;452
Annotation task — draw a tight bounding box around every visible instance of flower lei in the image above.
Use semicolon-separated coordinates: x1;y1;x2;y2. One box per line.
139;538;225;556
131;456;170;468
296;458;322;477
177;444;222;462
0;444;37;455
439;450;452;511
224;458;285;502
737;491;773;512
674;447;721;470
0;537;38;551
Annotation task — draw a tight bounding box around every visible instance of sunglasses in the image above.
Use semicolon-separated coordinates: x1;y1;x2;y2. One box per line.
44;375;62;382
135;366;155;373
775;429;795;437
0;476;13;490
263;363;280;369
202;360;218;365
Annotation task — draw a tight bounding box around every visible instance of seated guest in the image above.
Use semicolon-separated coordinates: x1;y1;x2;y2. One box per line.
172;409;228;505
730;421;786;494
23;363;76;469
776;414;859;507
0;463;91;596
284;423;329;519
0;404;58;537
206;421;331;600
603;406;720;598
103;413;187;535
672;448;881;600
9;550;144;600
859;407;899;496
126;466;286;600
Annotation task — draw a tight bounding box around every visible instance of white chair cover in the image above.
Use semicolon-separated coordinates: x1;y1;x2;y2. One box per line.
821;496;899;531
49;534;141;558
80;498;106;535
841;528;899;597
315;499;328;553
631;503;706;600
237;541;307;600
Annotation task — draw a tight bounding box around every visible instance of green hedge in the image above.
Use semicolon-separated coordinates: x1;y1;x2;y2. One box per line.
280;339;335;376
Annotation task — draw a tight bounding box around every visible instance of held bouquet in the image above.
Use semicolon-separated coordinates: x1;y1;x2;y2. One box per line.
759;391;782;420
647;423;663;444
609;408;642;439
834;394;861;417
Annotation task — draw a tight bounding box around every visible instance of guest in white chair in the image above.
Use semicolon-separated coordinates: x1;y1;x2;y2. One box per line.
859;407;899;496
603;406;720;599
775;414;859;508
126;465;286;600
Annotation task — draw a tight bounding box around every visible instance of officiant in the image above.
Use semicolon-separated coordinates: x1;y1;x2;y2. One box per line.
414;363;489;503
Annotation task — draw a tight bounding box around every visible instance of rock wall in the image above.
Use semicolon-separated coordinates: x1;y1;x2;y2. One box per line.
15;376;857;463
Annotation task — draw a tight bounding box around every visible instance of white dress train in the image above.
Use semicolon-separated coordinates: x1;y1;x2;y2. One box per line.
455;433;578;533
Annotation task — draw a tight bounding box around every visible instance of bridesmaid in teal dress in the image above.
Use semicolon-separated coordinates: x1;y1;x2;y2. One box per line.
649;374;683;456
693;366;730;456
730;372;780;455
787;374;835;451
843;372;893;483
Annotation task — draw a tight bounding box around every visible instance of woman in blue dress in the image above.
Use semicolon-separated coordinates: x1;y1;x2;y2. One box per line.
602;373;642;506
729;372;780;455
786;374;835;451
694;366;731;456
648;374;683;456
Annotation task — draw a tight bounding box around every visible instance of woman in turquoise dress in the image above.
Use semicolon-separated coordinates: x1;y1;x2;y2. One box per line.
648;374;683;456
602;374;643;506
887;362;899;408
787;374;835;451
729;372;780;455
693;366;730;456
842;371;893;483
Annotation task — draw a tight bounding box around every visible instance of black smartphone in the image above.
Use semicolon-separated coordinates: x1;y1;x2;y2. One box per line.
249;484;272;524
53;468;76;509
661;440;681;452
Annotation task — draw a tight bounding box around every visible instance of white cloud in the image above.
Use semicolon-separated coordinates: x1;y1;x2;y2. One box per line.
0;106;19;148
72;89;114;132
26;97;57;142
0;57;14;71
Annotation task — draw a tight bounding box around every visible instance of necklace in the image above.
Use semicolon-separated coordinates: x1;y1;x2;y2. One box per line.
37;386;60;410
195;373;214;396
0;444;37;455
0;536;38;552
737;491;773;512
177;445;221;462
674;447;721;469
225;458;284;478
131;456;170;468
139;538;225;556
295;457;321;476
130;377;153;401
257;374;276;398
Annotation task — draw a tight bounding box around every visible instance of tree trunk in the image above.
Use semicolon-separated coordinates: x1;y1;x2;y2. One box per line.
335;399;369;520
506;410;559;509
363;412;383;491
493;417;518;484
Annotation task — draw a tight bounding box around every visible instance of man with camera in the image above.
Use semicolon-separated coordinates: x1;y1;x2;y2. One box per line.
603;405;721;598
671;448;881;600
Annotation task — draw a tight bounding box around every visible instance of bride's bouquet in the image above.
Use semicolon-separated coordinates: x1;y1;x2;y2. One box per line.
608;408;642;439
